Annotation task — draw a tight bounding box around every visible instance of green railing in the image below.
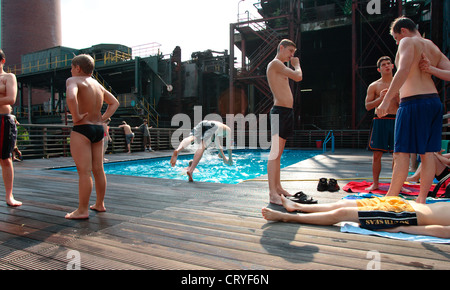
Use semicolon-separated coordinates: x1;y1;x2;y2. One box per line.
15;124;177;159
14;124;375;160
6;50;132;75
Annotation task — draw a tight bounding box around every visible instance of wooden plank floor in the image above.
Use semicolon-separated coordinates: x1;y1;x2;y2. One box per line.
1;149;450;270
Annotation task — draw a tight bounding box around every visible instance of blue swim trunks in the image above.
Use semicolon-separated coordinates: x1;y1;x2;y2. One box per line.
368;114;396;152
394;94;443;154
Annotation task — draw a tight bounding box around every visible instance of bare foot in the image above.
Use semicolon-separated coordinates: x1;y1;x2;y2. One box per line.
269;192;283;205
280;195;303;212
170;150;178;167
262;207;287;222
277;187;292;197
6;196;22;207
269;189;293;205
406;176;419;183
415;195;427;204
90;204;106;212
187;170;193;182
6;193;22;207
400;186;411;193
365;183;379;191
65;209;89;220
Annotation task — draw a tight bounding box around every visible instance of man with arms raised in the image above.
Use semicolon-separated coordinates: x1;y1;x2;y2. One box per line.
0;50;21;207
377;17;450;203
266;39;303;205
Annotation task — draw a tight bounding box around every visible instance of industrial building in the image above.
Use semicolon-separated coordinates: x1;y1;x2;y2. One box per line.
230;0;449;130
1;0;449;134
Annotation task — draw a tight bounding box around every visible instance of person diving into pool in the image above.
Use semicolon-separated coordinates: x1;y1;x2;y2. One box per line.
170;120;233;182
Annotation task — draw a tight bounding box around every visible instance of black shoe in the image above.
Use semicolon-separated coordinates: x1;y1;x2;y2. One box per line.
317;178;328;191
328;178;340;192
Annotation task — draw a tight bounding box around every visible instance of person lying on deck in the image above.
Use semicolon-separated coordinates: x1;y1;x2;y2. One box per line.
262;195;450;239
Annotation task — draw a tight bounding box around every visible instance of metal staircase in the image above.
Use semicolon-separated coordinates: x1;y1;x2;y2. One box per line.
92;70;160;127
235;15;283;115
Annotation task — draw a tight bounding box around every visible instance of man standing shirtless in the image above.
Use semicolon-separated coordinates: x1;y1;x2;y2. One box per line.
377;17;450;203
365;56;398;191
65;54;119;219
266;39;303;205
0;50;21;207
119;121;134;153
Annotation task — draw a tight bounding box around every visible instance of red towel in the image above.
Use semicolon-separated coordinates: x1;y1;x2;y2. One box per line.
342;181;446;197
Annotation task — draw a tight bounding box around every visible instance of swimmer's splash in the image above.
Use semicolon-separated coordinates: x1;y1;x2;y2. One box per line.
170;106;275;151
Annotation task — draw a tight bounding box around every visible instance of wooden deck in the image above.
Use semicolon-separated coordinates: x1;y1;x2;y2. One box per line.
1;149;450;271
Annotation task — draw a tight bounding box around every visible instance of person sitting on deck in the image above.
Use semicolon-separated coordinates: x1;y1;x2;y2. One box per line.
170;120;233;182
262;195;450;239
407;151;450;184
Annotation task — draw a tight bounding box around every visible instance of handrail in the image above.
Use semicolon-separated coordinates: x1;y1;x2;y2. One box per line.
13;124;373;160
323;130;335;153
14;124;178;159
94;69;159;127
5;49;132;76
133;96;160;127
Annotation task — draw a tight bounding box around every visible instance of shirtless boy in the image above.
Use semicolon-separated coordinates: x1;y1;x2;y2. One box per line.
65;54;119;219
377;17;450;204
170;120;232;182
0;50;21;207
119;121;134;153
262;195;450;239
365;56;399;191
266;39;303;205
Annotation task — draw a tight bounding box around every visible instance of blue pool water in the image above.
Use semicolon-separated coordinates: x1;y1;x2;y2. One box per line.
56;149;320;184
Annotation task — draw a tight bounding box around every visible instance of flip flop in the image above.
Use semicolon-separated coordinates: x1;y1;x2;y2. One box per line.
287;191;318;204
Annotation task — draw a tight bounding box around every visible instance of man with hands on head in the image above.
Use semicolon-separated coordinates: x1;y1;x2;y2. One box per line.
266;39;303;205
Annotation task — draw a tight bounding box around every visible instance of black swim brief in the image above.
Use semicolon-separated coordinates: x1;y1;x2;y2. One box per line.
72;124;105;143
270;106;294;140
0;115;17;160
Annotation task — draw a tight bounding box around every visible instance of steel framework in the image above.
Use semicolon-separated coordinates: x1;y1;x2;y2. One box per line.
230;0;446;130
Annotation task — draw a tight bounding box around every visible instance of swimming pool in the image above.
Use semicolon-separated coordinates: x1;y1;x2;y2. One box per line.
56;149;320;184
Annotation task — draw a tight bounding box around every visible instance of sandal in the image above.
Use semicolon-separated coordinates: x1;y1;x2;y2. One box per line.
287;191;318;204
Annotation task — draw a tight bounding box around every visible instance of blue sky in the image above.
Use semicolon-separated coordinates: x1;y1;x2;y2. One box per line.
61;0;259;61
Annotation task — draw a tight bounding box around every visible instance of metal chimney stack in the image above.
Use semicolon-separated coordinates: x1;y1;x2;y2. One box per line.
1;0;62;67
